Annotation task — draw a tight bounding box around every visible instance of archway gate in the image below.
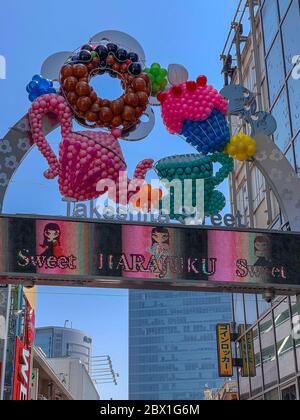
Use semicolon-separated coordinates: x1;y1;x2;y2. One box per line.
0;214;300;296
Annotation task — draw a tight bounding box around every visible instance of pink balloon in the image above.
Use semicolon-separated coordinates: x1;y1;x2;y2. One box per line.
160;80;228;134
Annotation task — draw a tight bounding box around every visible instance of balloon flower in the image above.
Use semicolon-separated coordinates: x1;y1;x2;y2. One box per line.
145;63;168;97
26;75;56;102
225;132;257;161
158;75;230;155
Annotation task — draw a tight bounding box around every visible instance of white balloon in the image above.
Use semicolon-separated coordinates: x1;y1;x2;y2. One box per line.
41;51;73;81
168;64;189;86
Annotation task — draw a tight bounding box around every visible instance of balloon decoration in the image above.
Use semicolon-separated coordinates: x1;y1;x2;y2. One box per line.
26;75;56;102
154;152;233;219
25;34;241;218
158;75;230;155
131;184;163;212
28;94;153;202
144;63;168;97
225;132;257;161
181;109;230;155
60;42;151;131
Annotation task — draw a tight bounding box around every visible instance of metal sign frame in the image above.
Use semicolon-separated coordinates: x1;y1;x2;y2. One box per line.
0;214;300;295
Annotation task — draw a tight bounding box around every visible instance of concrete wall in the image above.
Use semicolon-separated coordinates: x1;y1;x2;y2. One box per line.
48;357;99;400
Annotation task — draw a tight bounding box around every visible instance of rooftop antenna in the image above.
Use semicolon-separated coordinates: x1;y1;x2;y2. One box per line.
64;320;72;329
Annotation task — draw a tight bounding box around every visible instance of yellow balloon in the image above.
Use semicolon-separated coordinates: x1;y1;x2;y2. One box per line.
226;144;236;155
247;144;256;155
225;132;257;161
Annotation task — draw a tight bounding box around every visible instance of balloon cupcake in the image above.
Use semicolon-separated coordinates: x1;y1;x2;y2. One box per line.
158;65;230;155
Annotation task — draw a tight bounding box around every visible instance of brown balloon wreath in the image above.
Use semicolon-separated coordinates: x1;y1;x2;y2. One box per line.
60;43;151;131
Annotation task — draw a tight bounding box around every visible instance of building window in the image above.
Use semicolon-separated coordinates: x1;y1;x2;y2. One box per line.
285;145;295;169
265;388;280;400
260;313;278;390
271;88;291;151
281;384;297;400
262;0;279;53
278;0;292;20
266;34;285;106
287;74;300;138
294;133;300;176
281;0;300;74
251;167;265;210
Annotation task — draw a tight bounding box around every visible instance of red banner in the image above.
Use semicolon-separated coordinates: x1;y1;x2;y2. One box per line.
12;337;31;400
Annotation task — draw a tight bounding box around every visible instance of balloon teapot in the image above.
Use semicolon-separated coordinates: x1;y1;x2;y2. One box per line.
27;35;156;204
28;94;153;203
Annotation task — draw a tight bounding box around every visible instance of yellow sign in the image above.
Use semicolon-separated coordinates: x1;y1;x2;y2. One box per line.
239;325;256;378
216;324;233;378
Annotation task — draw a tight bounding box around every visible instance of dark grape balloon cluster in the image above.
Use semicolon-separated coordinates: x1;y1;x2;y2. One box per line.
69;43;143;77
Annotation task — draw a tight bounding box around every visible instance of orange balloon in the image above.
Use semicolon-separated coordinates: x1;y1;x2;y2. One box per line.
134;185;162;211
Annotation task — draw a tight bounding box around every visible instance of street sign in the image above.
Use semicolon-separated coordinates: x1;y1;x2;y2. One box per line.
216;324;233;378
1;214;300;293
238;325;256;378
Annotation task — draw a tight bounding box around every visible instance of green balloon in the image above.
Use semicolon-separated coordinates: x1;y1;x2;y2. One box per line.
160;68;168;78
152;83;159;93
151;68;161;77
151;63;161;70
161;79;168;88
147;73;155;83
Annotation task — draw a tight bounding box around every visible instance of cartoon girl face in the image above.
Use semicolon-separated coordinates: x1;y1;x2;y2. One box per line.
254;236;270;256
152;231;169;245
43;223;61;244
256;241;268;252
45;229;60;242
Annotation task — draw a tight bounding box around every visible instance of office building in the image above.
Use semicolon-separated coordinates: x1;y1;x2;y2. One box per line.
221;0;300;230
35;326;92;372
237;296;300;400
129;291;232;400
221;0;300;400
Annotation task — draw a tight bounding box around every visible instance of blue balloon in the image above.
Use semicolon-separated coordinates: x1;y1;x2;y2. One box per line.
32;74;42;82
31;85;40;94
29;80;38;90
27;74;57;102
181;109;230;155
29;92;38;102
39;78;51;90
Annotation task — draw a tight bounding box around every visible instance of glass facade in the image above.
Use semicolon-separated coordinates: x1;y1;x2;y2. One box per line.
262;0;300;159
226;0;300;230
129;291;232;400
238;296;300;400
35;327;92;371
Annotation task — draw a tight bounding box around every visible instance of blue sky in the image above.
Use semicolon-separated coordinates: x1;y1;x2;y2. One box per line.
0;0;238;399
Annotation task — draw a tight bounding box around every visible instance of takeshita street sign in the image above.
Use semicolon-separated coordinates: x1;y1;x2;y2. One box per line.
0;214;300;295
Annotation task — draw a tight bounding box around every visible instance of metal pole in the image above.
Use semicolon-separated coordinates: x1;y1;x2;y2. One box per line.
248;0;263;112
248;0;273;227
0;284;12;400
234;25;255;228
